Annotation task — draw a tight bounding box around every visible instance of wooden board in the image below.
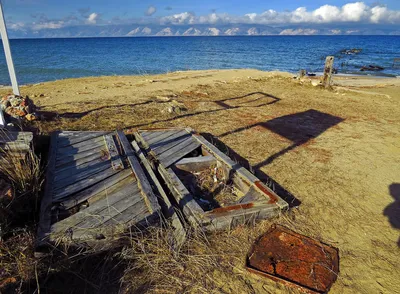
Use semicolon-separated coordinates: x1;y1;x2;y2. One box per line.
136;128;288;232
36;130;162;254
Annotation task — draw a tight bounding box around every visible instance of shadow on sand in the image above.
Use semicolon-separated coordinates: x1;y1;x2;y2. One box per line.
383;183;400;247
219;109;344;168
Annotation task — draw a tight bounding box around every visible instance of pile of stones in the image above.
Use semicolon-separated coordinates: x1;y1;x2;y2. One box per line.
0;94;37;122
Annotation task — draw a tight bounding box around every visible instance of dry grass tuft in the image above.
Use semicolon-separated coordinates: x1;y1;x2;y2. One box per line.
120;221;283;294
0;148;42;197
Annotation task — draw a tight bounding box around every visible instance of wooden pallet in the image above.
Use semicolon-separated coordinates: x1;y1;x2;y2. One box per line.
135;128;288;231
36;130;161;252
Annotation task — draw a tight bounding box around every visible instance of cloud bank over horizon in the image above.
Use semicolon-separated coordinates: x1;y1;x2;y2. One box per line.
4;2;400;37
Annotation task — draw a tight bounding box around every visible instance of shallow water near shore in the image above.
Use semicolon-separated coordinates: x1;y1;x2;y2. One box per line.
0;35;399;85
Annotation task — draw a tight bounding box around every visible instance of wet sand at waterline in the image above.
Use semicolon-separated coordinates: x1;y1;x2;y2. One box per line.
1;69;399;293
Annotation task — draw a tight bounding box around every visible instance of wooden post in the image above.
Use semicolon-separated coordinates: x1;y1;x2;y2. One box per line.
0;1;20;96
299;69;306;79
322;56;334;88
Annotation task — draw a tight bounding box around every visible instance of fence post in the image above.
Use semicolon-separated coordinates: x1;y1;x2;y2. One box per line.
322;56;334;88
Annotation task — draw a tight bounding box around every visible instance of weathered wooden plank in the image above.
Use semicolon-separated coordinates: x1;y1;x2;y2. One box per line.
59;169;133;209
56;151;106;173
0;131;33;143
151;131;192;155
56;138;105;157
53;160;111;191
57;131;110;148
0;142;30;152
159;139;201;168
103;134;124;171
145;130;183;146
188;128;288;210
131;138;186;247
51;181;140;234
158;165;203;227
150;130;189;149
53;167;119;201
54;156;109;181
55;145;106;167
116;130;160;214
71;202;150;241
74;190;144;231
35;132;59;255
175;155;217;172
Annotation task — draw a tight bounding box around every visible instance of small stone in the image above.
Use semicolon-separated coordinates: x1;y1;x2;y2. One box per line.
25;113;37;121
10;97;21;107
39;93;45;97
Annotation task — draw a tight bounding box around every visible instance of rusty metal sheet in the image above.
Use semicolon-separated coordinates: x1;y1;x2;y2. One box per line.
246;225;339;294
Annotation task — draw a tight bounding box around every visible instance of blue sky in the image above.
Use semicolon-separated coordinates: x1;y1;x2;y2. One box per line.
3;0;400;21
2;1;400;36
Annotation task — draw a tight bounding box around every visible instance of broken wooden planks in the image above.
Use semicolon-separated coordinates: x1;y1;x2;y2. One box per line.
0;130;33;157
36;130;162;254
136;128;288;231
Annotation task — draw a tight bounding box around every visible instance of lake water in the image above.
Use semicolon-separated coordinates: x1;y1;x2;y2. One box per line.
0;35;399;85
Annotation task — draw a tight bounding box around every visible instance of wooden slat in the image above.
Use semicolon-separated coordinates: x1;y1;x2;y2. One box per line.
0;142;30;152
150;131;191;154
53;160;111;191
56;138;105;157
0;131;33;144
59;169;133;209
117;130;160;214
188;128;288;210
159;139;201;167
35;132;59;255
73;188;143;230
55;145;106;167
145;130;182;146
58;135;105;152
53;167;119;201
57;131;109;148
51;181;140;233
103;134;124;171
158;165;203;227
72;201;149;241
56;151;105;173
54;156;109;181
175;155;217;172
132;138;186;247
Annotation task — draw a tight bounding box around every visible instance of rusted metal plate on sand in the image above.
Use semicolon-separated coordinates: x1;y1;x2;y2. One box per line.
246;225;339;293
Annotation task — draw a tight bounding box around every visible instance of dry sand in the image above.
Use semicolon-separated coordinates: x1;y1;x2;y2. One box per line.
1;69;399;293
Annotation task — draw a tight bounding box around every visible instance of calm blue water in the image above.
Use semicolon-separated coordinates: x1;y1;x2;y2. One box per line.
0;36;399;85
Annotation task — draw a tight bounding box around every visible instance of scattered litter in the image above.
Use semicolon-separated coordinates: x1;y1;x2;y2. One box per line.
247;224;339;294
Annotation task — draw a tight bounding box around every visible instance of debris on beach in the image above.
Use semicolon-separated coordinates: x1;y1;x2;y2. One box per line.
246;225;339;294
0;94;38;122
360;65;385;72
340;48;362;55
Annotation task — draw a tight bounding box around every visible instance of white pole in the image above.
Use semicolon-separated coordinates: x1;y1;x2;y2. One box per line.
0;0;20;96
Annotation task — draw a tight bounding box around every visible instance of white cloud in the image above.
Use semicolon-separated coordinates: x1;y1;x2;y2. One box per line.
146;6;157;16
160;2;400;25
87;13;99;24
32;21;64;30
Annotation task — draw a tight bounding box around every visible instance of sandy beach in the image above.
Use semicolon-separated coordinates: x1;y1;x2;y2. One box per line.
1;69;399;293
